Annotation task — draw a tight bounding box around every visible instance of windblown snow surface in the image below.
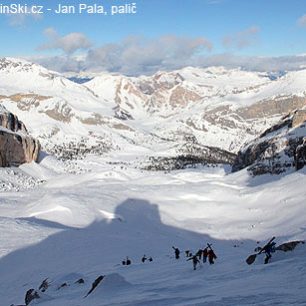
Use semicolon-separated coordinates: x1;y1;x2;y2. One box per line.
0;155;305;306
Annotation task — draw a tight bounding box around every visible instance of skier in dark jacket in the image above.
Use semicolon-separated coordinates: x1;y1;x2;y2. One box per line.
263;241;276;264
202;247;209;263
208;248;217;264
196;249;202;260
172;246;180;259
142;255;147;263
187;255;200;270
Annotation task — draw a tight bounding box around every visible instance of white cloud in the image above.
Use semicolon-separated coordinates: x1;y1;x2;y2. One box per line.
31;53;306;76
32;34;306;75
38;28;92;54
297;14;306;27
84;35;212;75
196;53;306;72
31;55;84;73
223;26;260;49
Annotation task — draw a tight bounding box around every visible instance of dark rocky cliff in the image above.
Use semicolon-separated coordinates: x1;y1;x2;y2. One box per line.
232;109;306;175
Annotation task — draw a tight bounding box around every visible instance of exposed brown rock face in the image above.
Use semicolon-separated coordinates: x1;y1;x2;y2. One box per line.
0;109;40;167
292;110;306;128
169;86;202;107
0;93;51;111
237;96;306;120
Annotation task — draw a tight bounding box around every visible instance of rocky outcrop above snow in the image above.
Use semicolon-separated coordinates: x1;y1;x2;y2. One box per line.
0;107;40;167
276;240;305;252
25;288;40;305
232;109;306;174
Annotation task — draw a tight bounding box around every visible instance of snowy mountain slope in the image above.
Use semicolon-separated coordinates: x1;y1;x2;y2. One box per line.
85;66;272;113
0;160;305;305
75;65;306;153
0;58;151;160
84;66;306;117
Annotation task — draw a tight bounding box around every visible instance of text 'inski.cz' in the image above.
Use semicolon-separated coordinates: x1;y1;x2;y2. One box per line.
0;3;138;15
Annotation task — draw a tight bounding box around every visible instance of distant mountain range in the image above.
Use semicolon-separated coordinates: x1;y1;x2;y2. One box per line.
0;57;306;171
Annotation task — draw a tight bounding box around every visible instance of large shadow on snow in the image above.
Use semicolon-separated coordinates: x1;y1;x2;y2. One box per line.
0;198;257;304
0;198;249;271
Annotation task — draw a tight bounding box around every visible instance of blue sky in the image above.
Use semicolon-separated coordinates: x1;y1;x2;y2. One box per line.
1;0;306;74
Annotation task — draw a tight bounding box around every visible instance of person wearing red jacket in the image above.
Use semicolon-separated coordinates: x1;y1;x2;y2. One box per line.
208;248;217;264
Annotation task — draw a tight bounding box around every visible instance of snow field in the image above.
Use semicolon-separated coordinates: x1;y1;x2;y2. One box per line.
0;160;305;305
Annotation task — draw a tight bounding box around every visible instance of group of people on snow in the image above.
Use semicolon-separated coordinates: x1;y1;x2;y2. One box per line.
122;257;132;265
173;244;217;270
141;255;153;263
122;255;153;266
122;239;276;270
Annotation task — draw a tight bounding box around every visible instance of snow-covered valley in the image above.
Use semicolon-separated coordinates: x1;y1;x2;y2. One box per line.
0;158;306;305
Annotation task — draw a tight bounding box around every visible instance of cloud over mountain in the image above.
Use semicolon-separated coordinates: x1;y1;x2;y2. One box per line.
31;52;306;76
32;31;306;75
38;28;92;54
223;26;260;49
35;34;212;75
84;35;212;74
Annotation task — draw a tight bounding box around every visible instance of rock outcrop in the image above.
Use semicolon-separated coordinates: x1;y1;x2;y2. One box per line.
232;109;306;174
85;275;105;297
25;289;40;305
276;240;305;252
0;107;40;167
292;109;306;128
295;138;306;170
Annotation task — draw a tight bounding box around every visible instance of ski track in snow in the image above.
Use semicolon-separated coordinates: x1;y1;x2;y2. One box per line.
0;160;306;306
